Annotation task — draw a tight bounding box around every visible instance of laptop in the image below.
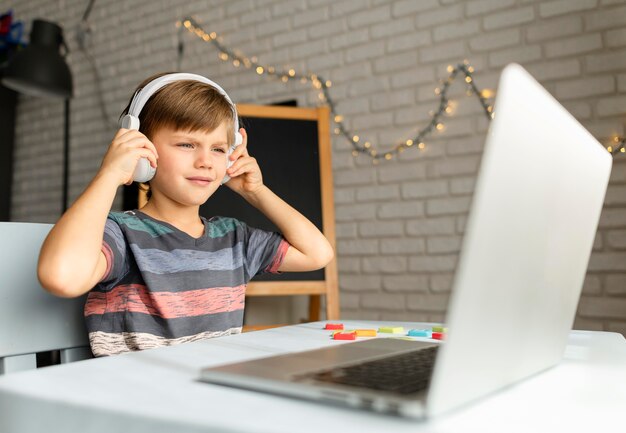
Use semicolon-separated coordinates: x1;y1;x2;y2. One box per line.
199;63;612;418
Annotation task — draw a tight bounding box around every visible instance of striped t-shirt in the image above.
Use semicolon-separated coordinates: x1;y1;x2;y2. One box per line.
84;210;289;357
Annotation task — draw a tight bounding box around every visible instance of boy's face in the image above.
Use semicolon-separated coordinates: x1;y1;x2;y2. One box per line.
149;121;230;207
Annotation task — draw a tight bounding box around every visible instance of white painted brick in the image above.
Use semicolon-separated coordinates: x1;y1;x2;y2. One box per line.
539;0;598;18
465;0;516;17
272;0;307;17
427;235;463;254
387;31;433;53
380;238;426;255
434;20;480;43
426;196;472;216
337;239;379;256
469;29;521;51
335;203;377;221
597;95;626;117
573;316;605;331
377;163;427;183
402;180;448;199
604;185;626;206
348;76;389;97
415;4;464;29
606;274;626;295
607;28;626;48
433;156;481;177
346;41;385;63
526;16;583;42
358;221;404;237
330;1;367;18
370;17;414;39
330;28;370;50
409;254;458;272
383;274;429;292
340;275;382;292
450;177;476;195
606;230;626;248
431;274;455;293
340;293;360;309
585;5;626;31
392;0;439;17
525;59;582;81
587;252;626;271
390;67;436;89
378;201;426;219
373;51;419;74
406;217;457;236
488;45;543;68
582;274;603;295
292;6;328;27
334;167;376;186
545;34;603;58
361;256;408;273
555;76;615;100
307;18;347;40
348;4;391;29
336;222;358;239
273;28;308;48
407;293;450;312
355;185;399;202
361;293;407;311
578;296;626;318
420;40;466;63
483;6;535;31
338;256;361;273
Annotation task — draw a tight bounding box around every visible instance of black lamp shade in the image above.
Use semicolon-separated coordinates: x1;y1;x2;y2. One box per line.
2;19;72;99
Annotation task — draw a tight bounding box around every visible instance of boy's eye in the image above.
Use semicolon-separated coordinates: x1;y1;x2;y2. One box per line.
177;143;195;149
212;147;227;153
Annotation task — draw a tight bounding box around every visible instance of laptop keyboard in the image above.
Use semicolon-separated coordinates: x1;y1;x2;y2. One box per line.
306;345;439;395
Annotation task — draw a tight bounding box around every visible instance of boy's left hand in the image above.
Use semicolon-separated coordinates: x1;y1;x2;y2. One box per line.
224;128;264;195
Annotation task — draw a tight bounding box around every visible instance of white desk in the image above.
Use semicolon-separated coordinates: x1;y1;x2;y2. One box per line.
0;321;624;433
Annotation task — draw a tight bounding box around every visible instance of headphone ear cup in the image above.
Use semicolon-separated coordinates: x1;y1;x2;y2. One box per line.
234;131;243;145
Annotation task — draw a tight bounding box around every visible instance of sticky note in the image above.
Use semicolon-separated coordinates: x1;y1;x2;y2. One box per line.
324;323;344;330
378;326;404;334
432;332;445;340
355;329;377;337
432;326;448;333
333;331;357;340
407;329;432;338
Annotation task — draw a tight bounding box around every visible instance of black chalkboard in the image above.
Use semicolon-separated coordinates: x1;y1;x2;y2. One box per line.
200;109;324;281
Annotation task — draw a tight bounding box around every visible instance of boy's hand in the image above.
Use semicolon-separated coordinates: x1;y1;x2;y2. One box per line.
224;128;264;195
99;129;159;185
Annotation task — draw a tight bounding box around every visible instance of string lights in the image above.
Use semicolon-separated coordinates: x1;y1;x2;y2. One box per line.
179;16;625;162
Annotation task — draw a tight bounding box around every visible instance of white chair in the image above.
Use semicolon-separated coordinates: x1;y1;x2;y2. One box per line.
0;222;91;374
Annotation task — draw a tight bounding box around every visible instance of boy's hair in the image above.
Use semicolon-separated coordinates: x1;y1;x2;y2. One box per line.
120;72;236;143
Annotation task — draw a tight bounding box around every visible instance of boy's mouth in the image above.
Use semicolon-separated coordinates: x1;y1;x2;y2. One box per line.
186;176;214;186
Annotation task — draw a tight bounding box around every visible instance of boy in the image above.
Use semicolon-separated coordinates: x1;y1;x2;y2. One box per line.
38;73;334;356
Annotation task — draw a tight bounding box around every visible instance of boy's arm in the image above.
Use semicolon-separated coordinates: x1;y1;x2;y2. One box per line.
225;129;334;272
38;129;158;298
242;185;334;272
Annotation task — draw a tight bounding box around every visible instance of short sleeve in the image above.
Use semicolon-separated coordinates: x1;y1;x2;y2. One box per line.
243;222;290;277
98;215;129;287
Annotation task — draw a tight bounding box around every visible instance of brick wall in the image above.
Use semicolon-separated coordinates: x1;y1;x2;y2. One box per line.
6;0;626;334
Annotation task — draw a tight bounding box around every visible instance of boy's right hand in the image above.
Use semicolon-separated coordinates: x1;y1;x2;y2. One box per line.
99;129;159;185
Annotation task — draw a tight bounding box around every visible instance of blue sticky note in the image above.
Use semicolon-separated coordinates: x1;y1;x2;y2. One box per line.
407;329;432;338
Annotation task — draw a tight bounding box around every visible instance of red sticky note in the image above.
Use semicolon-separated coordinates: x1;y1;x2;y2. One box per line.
333;332;356;340
432;332;445;340
325;323;344;330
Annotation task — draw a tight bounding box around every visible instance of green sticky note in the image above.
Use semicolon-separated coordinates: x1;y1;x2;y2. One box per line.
432;326;448;333
378;326;404;334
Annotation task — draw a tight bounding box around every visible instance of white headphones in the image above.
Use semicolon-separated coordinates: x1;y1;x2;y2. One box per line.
120;73;243;184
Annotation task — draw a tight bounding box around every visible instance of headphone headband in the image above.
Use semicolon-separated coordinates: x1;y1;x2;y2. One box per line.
127;72;240;134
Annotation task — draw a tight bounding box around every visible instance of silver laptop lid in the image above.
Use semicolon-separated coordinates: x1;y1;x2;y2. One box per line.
427;63;612;416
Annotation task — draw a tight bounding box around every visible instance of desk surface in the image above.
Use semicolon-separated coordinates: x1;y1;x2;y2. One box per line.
0;320;624;433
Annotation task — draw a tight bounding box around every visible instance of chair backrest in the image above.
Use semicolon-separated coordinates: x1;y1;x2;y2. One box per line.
0;222;91;374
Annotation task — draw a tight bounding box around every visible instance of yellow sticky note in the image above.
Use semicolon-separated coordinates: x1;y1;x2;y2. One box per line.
355;329;377;337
